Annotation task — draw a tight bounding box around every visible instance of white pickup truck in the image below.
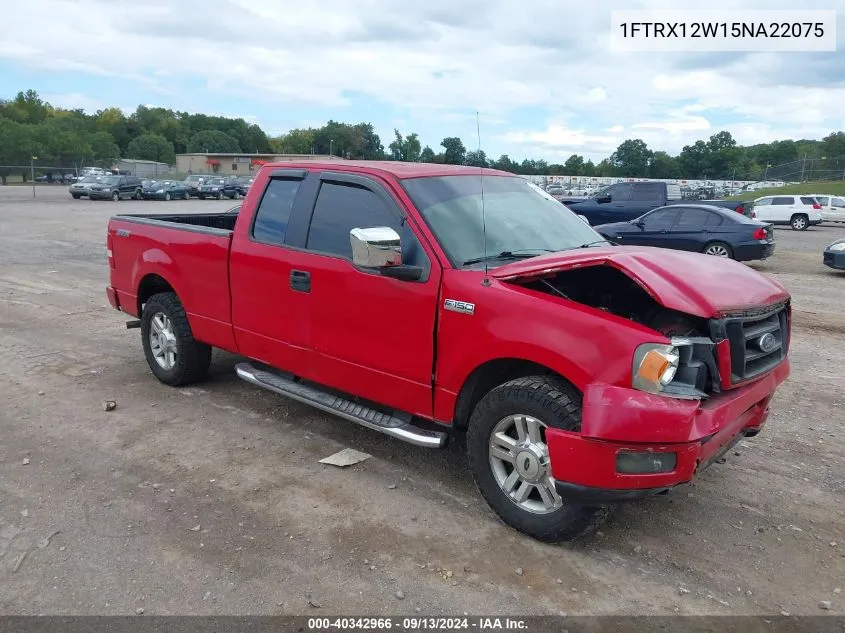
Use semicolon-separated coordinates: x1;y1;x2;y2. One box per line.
808;194;845;223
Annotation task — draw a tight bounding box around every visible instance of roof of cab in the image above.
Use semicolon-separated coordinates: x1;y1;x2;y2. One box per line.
260;160;516;180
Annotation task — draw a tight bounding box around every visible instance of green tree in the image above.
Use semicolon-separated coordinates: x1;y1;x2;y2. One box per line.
440;137;466;165
678;140;711;178
420;146;436;163
388;129;421;161
648;151;680;179
89;131;121;166
272;128;315;154
821;131;845;159
0;89;52;124
490;154;518;172
610;139;652;177
583;159;596;176
563;154;585;175
464;149;488;167
0;119;35;184
127;133;175;164
187;129;241;154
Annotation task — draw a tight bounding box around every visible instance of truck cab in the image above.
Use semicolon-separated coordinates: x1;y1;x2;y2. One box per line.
106;161;791;542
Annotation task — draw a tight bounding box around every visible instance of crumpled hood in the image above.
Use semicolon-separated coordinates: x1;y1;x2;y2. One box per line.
491;246;789;318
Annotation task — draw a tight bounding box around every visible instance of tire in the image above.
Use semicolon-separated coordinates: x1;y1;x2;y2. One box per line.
112;191;119;202
702;241;733;259
165;192;171;201
135;189;143;200
71;194;81;199
466;376;613;542
184;192;190;200
790;214;808;230
140;292;212;386
232;191;240;200
216;191;223;200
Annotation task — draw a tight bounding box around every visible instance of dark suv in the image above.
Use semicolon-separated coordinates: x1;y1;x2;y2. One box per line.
88;175;143;201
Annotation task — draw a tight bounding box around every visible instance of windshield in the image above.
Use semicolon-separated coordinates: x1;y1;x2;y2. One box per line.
79;176;100;183
100;176;120;185
206;178;225;185
402;175;605;267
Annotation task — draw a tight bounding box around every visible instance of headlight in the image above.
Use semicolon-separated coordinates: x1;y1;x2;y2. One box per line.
155;189;164;193
632;343;680;394
829;242;845;252
212;187;219;191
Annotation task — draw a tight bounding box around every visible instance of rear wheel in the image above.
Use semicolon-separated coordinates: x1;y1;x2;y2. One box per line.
466;376;613;542
164;192;171;201
232;190;240;200
216;191;223;200
790;214;808;230
134;189;142;200
112;191;119;202
140;292;211;386
703;241;733;258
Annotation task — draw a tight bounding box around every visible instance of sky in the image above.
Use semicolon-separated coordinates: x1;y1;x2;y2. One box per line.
1;0;843;162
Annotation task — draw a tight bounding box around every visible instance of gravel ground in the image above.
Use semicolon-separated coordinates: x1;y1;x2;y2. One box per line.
0;186;842;616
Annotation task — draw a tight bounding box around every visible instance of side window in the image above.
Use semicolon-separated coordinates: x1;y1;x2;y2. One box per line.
799;196;817;206
675;208;713;228
641;208;679;229
705;211;724;227
772;197;793;205
630;183;664;202
833;197;845;207
306;182;401;258
609;183;633;201
754;198;771;206
251;178;303;246
816;196;830;205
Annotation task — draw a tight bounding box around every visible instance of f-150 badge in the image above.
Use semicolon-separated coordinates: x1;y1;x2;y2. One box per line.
444;299;474;315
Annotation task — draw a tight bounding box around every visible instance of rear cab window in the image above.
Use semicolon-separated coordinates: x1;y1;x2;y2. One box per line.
251;178;303;245
799;196;818;206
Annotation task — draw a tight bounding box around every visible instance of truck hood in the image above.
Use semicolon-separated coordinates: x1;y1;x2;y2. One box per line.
491;246;789;318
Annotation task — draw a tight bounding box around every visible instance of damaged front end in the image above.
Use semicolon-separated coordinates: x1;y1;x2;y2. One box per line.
502;263;722;398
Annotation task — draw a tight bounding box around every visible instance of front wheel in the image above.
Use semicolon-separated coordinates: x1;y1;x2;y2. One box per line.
216;191;223;200
466;376;613;542
112;191;119;202
134;189;142;200
140;292;212;386
702;241;733;258
164;192;171;201
790;214;808;230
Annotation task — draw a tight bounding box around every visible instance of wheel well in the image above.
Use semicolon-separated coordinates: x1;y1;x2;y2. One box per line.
452;358;572;429
137;274;174;315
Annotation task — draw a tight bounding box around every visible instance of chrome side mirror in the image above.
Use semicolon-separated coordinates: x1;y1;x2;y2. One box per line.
350;227;402;268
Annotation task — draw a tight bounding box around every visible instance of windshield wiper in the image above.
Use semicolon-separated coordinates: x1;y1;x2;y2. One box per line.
574;240;613;248
462;249;557;266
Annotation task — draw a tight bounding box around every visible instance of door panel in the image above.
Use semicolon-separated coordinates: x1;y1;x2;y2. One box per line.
301;173;441;418
229;173;316;375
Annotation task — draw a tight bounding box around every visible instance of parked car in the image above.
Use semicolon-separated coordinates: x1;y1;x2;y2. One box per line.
823;238;845;270
69;175;103;199
197;177;240;200
88;175;143;201
141;180;191;201
183;174;214;198
809;194;845;223
594;204;775;261
106;161;791;542
562;181;751;225
235;176;254;197
750;195;823;230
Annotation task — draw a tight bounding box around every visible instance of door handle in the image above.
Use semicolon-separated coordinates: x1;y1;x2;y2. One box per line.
290;270;311;293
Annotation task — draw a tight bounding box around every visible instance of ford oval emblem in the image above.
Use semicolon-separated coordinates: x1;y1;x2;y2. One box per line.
757;333;777;353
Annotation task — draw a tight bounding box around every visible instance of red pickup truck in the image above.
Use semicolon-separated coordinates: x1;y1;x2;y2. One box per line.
106;161;791;541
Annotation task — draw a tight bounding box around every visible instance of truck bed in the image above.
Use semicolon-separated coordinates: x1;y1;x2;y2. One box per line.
114;211;238;233
107;211;236;351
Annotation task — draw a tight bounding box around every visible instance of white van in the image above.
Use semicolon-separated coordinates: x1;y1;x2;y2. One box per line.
808;194;845;223
751;195;823;230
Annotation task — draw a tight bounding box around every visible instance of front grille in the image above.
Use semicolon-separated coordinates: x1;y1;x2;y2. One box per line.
712;304;789;384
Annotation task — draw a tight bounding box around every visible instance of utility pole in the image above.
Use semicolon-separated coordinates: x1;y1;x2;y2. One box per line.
800;154;807;182
30;155;36;198
329;139;334;156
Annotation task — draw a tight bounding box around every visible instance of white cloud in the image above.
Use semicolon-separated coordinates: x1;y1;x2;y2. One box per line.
0;0;842;161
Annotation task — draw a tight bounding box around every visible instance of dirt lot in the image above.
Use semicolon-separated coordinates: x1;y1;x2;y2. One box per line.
0;186;842;616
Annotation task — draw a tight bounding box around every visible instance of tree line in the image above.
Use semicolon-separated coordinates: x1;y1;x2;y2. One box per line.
2;88;844;185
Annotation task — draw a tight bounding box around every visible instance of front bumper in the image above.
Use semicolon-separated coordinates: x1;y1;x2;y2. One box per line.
88;190;114;199
823;250;845;270
141;192;166;199
547;359;789;503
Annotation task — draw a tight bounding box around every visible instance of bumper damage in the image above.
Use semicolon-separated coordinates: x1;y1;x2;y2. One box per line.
547;359;789;503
